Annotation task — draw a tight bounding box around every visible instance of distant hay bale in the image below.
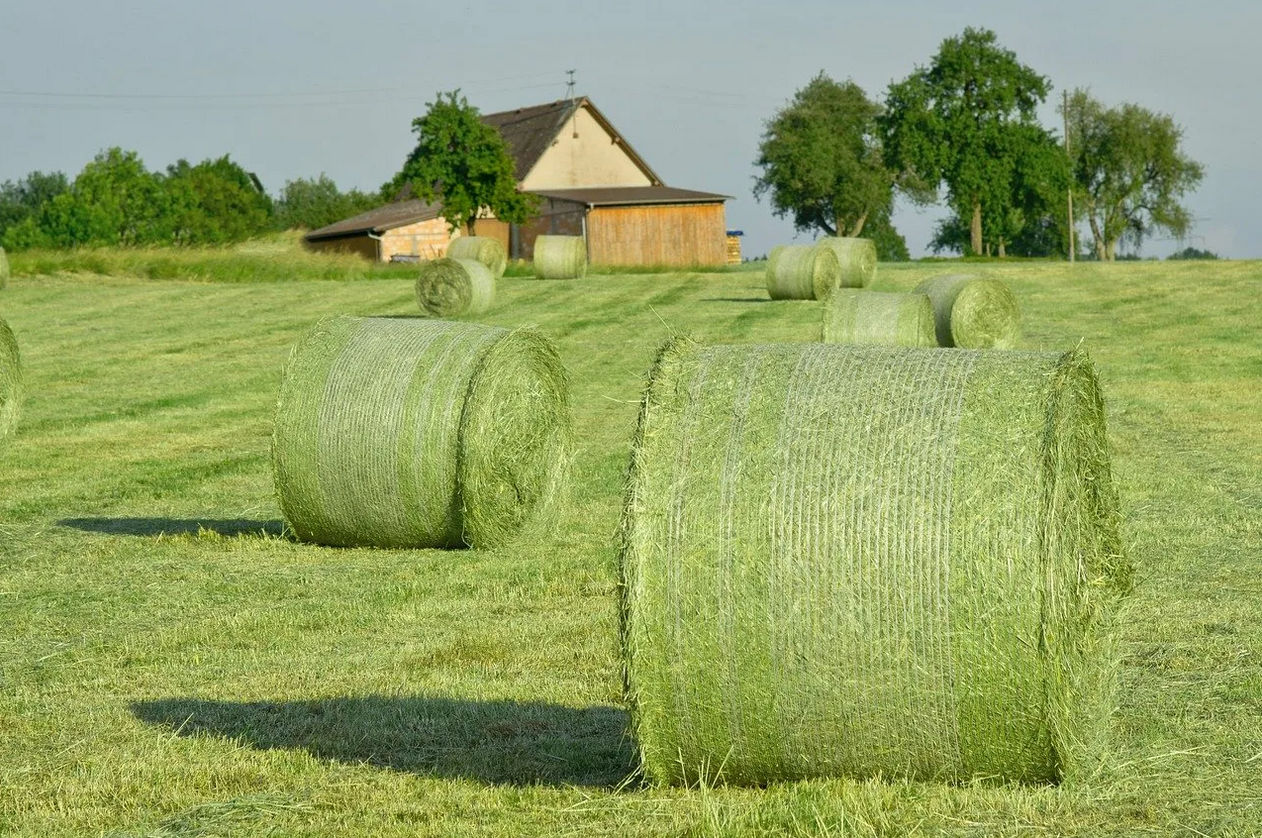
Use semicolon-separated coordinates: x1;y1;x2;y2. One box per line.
0;318;21;448
446;235;508;279
815;237;877;288
621;339;1130;786
765;243;842;300
273;316;570;549
821;289;937;347
533;235;587;279
0;246;9;289
415;258;495;318
914;274;1020;348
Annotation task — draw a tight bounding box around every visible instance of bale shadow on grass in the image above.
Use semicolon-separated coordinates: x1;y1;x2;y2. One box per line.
58;518;285;538
698;297;769;304
131;695;634;788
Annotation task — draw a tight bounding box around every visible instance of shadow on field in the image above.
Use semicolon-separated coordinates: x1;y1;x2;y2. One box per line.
699;297;769;304
131;695;634;788
59;517;285;537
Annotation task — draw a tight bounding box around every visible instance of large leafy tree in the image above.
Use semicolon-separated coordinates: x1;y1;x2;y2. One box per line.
882;27;1052;256
273;174;380;231
34;148;178;247
388;90;536;234
1062;89;1204;260
0;171;69;241
166;155;273;245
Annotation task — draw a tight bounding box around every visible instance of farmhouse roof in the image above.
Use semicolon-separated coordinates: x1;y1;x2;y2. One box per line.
530;186;731;207
304;198;443;241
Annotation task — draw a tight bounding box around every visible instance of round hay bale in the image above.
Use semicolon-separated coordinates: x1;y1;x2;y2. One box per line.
914;274;1020;348
821;289;938;347
446;235;508;279
415;258;495;318
765;243;842;300
0;246;9;290
273;316;570;549
621;339;1130;786
815;237;877;288
533;235;587;280
0;318;21;448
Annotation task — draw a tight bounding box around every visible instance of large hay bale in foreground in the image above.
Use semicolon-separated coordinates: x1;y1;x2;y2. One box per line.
533;235;587;279
0;318;21;448
415;258;495;318
765;244;842;300
822;289;937;347
815;237;877;288
273;317;570;549
0;246;9;289
915;274;1020;348
621;339;1130;786
446;235;508;279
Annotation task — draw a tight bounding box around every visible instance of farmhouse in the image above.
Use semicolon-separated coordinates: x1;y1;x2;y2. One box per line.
305;97;731;267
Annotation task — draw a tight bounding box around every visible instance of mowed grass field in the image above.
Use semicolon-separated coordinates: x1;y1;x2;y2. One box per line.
0;259;1259;836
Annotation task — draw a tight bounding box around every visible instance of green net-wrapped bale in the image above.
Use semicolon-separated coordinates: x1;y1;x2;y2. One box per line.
765;243;841;300
821;289;938;347
273;316;570;549
0;318;21;448
815;237;877;288
446;235;508;279
620;339;1129;786
0;246;9;289
415;258;495;318
915;274;1020;349
533;235;587;280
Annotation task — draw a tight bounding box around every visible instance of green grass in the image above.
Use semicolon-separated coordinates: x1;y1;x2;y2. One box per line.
0;259;1260;836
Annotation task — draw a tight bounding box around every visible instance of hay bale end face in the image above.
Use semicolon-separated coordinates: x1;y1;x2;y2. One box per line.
765;244;842;300
273;316;570;549
821;289;937;347
532;235;587;280
0;318;21;448
815;237;877;288
915;274;1020;348
446;235;508;279
415;258;495;318
621;339;1129;786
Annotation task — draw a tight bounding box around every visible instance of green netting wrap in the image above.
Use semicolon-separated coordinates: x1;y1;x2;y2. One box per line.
446;236;508;279
415;258;495;318
821;289;937;347
815;237;877;288
0;318;21;448
620;339;1130;786
273;316;570;549
915;274;1021;349
533;235;587;280
765;244;842;300
0;246;9;289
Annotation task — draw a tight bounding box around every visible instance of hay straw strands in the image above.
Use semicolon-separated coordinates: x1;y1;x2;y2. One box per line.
815;236;876;288
821;289;937;347
915;274;1020;348
273;316;570;549
533;235;587;279
0;318;21;448
765;244;842;300
0;246;9;289
621;339;1130;786
415;258;495;318
446;235;508;279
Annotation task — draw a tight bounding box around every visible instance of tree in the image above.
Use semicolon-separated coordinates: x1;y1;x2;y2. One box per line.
1062;89;1204;261
165;156;273;245
882;27;1052;256
0;171;69;240
273;174;381;231
387;90;536;234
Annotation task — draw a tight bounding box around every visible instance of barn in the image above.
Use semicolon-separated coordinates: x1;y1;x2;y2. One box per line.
305;97;731;268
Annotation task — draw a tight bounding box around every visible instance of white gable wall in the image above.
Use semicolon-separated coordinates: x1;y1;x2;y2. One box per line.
520;106;654;190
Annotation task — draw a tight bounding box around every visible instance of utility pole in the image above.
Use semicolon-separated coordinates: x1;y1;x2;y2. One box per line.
1064;90;1075;264
565;69;579;138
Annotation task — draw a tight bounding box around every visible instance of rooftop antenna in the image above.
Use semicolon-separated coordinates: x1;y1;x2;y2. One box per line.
565;69;579;138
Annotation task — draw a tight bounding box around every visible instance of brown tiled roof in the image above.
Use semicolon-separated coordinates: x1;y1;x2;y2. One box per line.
304;199;442;240
528;186;730;207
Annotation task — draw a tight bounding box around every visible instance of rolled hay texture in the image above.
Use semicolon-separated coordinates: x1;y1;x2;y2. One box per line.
446;235;508;279
532;235;587;280
821;289;938;347
0;318;21;448
815;237;877;288
273;316;570;549
0;246;9;289
765;243;842;300
415;258;495;318
620;339;1130;786
914;274;1021;349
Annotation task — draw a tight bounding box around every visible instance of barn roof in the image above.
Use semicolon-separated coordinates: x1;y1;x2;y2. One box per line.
530;186;730;207
304;198;443;241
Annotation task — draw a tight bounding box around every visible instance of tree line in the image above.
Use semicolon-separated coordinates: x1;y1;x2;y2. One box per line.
754;27;1204;260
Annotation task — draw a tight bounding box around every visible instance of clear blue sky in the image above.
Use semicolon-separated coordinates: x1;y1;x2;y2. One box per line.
1;0;1255;259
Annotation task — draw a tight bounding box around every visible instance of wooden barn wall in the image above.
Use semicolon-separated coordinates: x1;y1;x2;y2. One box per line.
586;203;727;267
512;198;586;259
469;219;510;252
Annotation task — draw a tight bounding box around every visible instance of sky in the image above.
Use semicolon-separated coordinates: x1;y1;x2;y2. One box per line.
1;0;1257;259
